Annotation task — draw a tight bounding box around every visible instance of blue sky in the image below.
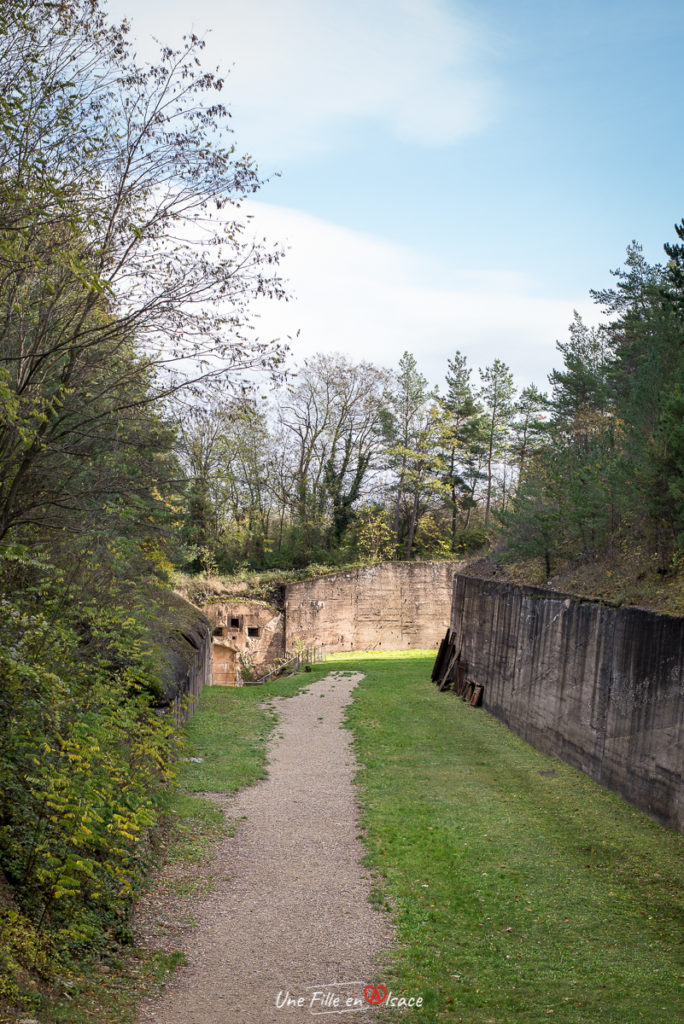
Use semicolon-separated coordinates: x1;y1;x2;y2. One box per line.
105;0;684;390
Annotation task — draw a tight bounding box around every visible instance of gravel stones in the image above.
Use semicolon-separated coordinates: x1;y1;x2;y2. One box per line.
137;671;391;1024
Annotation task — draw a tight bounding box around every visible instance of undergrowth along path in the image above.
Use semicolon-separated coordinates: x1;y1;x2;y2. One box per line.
136;671;391;1024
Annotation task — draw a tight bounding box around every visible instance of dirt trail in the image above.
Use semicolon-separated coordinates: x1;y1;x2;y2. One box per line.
137;671;391;1024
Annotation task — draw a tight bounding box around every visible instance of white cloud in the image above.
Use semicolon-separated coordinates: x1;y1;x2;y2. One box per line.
243;201;598;391
105;0;498;160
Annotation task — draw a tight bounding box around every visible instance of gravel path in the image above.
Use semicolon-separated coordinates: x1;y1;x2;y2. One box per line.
137;671;392;1023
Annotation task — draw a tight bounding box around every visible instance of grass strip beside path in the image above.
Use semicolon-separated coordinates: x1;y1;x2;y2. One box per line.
317;651;682;1024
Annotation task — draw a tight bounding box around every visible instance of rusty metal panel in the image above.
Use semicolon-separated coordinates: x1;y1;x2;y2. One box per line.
450;656;468;696
470;684;484;707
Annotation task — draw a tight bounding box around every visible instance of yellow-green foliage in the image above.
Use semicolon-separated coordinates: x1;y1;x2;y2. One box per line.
0;548;179;992
0;905;50;1000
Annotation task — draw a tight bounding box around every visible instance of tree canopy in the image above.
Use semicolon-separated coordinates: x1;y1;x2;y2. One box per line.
0;0;287;993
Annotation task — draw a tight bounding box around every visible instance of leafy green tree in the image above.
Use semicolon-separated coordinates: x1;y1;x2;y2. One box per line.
317;356;389;544
548;312;613;439
220;404;276;567
594;240;684;563
352;505;395;563
0;545;181;974
174;397;274;570
275;354;388;557
510;384;549;483
505;232;684;574
412;510;453;559
0;0;287;988
0;0;284;543
506;315;616;565
500;460;564;577
402;404;446;559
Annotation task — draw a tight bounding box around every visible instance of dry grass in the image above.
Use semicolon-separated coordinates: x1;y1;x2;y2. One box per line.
467;549;684;616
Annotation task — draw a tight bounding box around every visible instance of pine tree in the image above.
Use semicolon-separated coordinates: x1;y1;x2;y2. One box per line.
438;352;486;548
478;359;516;531
383;352;434;555
510;385;549;484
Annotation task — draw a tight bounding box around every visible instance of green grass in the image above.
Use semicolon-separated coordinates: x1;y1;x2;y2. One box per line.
24;654;681;1024
179;683;281;793
322;651;683;1024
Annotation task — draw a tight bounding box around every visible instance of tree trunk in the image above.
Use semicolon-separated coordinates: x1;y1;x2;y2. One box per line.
405;473;421;559
393;455;407;555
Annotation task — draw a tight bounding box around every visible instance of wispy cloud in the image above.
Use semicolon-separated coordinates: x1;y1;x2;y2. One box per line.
107;0;499;159
243;202;597;389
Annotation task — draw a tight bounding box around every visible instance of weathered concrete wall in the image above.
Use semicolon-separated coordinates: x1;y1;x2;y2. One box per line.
174;622;212;722
449;575;684;831
285;561;460;653
158;598;212;722
204;601;285;680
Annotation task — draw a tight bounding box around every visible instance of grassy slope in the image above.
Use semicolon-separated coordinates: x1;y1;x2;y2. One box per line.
482;552;684;618
310;651;682;1024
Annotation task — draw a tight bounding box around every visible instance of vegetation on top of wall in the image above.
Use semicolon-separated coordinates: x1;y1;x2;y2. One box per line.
172;564;363;608
461;551;684;618
540;554;684;617
173;554;473;611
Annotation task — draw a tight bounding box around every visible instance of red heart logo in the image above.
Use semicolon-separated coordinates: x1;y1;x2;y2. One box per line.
364;984;388;1005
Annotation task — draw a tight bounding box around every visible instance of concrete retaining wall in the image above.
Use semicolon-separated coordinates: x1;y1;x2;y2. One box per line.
159;603;213;722
171;621;212;723
449;575;684;831
285;561;459;653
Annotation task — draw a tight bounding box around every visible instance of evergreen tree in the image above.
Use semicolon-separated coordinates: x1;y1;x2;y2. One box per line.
438;351;487;549
595;240;684;563
505;230;684;574
510;384;549;484
383;351;435;555
478;359;516;531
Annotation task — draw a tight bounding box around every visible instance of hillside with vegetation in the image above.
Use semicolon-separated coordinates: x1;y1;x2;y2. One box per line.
0;0;285;1007
0;0;683;1015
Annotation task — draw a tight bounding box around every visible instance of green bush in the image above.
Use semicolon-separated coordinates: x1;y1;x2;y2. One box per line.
0;548;179;987
453;526;488;553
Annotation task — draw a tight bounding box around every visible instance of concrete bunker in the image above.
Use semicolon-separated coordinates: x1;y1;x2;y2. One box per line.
203;600;285;684
202;561;461;685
